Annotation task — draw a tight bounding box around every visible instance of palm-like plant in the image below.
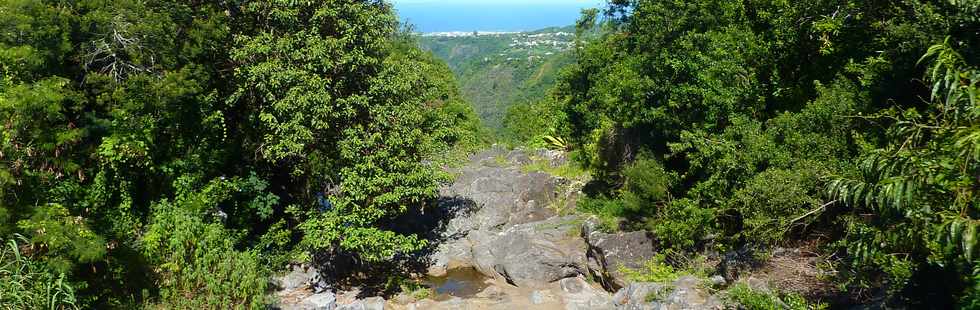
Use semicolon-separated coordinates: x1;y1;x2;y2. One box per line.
828;38;980;296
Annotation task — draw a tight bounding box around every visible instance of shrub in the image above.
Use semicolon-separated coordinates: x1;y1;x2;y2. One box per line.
142;206;268;309
729;167;822;246
726;283;827;310
620;253;683;283
647;198;717;250
578;156;674;222
521;155;590;181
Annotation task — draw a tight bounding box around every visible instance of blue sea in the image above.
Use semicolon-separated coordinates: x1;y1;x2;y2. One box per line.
392;1;605;33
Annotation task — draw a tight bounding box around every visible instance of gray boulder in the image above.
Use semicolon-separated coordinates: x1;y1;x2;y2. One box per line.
439;164;558;233
276;264;319;290
283;291;335;310
428;157;566;278
535;149;569;167
584;223;659;290
469;216;589;287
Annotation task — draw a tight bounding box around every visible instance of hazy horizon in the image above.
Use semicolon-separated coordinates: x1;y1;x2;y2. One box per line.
392;0;605;33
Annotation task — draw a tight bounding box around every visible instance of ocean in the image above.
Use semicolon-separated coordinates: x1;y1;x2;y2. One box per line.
392;1;605;33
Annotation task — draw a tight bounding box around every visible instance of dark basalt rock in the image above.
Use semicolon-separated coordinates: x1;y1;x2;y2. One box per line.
584;222;659;291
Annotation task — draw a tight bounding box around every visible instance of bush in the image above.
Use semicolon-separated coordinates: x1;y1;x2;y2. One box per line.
647;198;717;250
729;167;822;246
0;236;78;310
619;253;684;284
726;283;827;310
578;156;674;222
142;206;269;309
502;98;562;147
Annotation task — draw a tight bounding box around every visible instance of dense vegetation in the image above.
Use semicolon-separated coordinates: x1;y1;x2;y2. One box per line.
524;0;979;307
0;0;481;307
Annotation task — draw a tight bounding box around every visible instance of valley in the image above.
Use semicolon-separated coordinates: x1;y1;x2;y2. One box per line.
419;27;576;133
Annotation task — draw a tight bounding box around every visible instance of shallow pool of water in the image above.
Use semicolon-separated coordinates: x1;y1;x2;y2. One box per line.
424;268;493;301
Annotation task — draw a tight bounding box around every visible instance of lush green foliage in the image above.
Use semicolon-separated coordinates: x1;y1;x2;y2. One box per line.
726;283;827;310
827;39;980;303
0;0;481;307
547;0;979;305
142;191;269;309
0;237;78;310
619;253;683;284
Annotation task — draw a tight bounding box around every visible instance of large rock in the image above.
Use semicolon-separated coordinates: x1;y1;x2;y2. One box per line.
469;216;589;287
584;222;659;290
442;165;558;230
610;277;724;310
427;150;567;278
436;149;570;230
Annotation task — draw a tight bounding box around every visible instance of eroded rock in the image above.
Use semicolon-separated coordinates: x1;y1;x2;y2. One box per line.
276;264;319;291
469;216;589;287
336;297;384;310
584;222;659;291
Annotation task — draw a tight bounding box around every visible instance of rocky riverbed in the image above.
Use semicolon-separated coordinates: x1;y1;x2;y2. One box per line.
272;147;750;310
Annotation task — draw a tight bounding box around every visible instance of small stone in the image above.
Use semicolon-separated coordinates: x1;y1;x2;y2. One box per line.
360;297;384;310
709;275;727;287
427;265;448;278
529;290;556;304
559;277;584;294
612;282;665;307
303;292;337;310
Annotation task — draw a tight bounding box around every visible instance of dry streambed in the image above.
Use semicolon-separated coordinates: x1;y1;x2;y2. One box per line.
273;148;790;310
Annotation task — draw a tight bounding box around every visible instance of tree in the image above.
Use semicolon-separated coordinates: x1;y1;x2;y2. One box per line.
1;0;482;306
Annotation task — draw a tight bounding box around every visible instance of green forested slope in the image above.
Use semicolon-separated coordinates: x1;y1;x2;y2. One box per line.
0;0;481;308
419;27;575;133
538;0;979;307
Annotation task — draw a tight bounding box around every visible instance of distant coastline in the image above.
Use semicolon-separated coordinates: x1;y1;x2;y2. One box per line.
394;2;602;33
421;31;519;37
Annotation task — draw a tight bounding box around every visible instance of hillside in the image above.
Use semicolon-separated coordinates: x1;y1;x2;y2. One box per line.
419;27;575;132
